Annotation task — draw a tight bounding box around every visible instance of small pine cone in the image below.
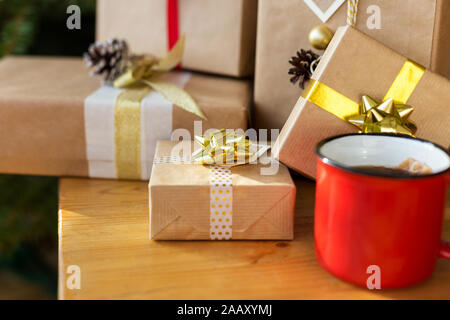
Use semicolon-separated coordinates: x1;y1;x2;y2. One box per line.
288;49;320;89
84;39;128;82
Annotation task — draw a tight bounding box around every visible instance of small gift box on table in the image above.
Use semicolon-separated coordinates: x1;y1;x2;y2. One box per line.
0;56;251;180
273;26;450;179
254;0;450;130
97;0;258;77
150;139;296;240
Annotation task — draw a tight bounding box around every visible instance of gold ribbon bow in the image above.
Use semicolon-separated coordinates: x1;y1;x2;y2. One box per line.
347;96;416;136
113;34;206;120
191;129;269;166
302;59;425;136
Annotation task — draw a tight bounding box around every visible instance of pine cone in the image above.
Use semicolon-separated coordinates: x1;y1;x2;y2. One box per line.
288;49;320;89
84;39;128;82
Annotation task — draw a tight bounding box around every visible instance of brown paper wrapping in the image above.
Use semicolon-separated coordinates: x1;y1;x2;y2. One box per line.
97;0;258;77
254;0;450;130
0;56;250;178
149;140;296;240
272;26;450;179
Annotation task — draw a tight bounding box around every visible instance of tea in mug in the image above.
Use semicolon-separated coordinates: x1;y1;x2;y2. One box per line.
353;158;432;176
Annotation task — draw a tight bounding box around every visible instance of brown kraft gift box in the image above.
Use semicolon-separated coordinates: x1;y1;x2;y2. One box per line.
97;0;258;77
272;26;450;179
254;0;450;130
0;56;251;180
150;140;296;240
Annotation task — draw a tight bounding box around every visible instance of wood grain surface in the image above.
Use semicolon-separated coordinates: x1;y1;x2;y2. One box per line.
58;176;450;300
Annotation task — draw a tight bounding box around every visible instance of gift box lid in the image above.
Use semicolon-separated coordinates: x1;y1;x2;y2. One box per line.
149;140;296;240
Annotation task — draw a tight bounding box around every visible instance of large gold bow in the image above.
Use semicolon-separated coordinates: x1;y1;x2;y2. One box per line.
302;59;424;137
114;34;206;120
347;96;416;136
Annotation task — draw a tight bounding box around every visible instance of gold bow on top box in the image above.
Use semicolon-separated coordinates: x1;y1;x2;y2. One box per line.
150;141;296;240
273;26;450;179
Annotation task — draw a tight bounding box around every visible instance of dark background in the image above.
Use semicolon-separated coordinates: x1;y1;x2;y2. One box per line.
0;0;96;299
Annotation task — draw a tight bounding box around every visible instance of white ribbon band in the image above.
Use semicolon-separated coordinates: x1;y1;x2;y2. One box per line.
84;72;191;180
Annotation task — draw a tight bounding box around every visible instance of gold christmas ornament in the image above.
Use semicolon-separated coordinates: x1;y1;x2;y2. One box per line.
347;96;417;136
308;25;334;50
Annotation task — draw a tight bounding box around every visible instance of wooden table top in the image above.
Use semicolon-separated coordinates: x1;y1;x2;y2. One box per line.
58;177;450;300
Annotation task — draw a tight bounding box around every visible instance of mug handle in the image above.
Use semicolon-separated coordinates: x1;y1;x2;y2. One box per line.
441;243;450;259
439;173;450;259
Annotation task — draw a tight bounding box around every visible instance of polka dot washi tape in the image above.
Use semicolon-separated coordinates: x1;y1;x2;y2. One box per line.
209;166;233;240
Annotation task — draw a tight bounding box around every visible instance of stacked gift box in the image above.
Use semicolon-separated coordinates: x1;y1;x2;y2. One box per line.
0;0;449;273
273;25;450;178
254;0;450;130
0;56;251;180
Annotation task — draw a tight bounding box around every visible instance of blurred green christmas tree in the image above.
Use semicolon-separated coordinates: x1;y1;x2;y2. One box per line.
0;0;96;298
0;0;96;57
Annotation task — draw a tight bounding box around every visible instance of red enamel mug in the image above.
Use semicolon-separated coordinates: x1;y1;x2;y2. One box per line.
315;134;450;289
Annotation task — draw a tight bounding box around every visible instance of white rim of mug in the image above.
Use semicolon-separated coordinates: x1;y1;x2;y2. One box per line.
315;133;450;179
